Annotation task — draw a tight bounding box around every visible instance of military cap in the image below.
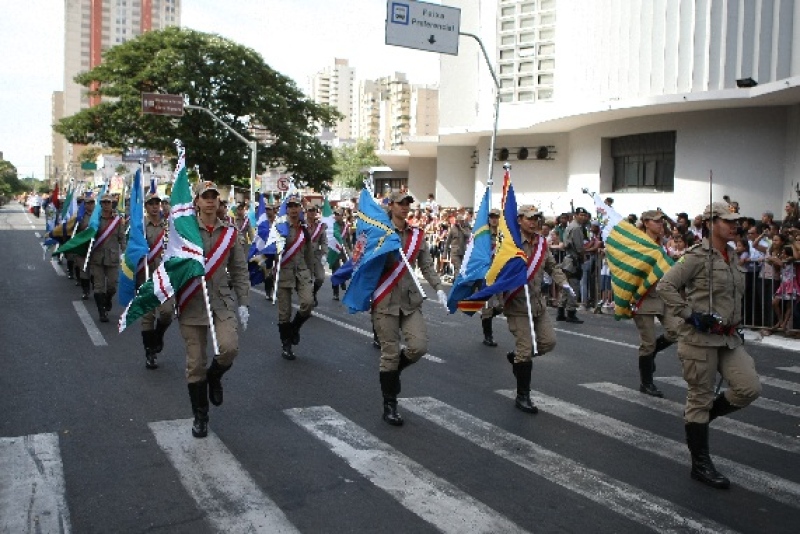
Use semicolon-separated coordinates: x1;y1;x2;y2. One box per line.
520;207;543;219
285;193;302;205
145;192;161;203
306;204;319;212
160;196;170;203
641;209;664;221
196;181;220;196
389;191;414;204
703;201;739;221
574;207;590;215
489;208;501;216
100;193;114;202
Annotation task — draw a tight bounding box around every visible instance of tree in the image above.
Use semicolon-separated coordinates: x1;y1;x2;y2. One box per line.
54;27;341;191
0;159;23;198
333;139;384;188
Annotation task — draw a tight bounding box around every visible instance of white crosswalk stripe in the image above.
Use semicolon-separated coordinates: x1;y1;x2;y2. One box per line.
285;405;528;534
581;382;800;453
0;433;71;534
402;397;736;534
655;376;800;418
149;419;299;534
496;389;800;509
777;366;800;374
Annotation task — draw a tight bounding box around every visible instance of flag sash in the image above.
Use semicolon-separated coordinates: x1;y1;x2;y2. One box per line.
310;223;323;242
504;239;547;305
93;216;122;249
372;228;423;307
138;228;165;274
280;229;306;266
176;227;236;312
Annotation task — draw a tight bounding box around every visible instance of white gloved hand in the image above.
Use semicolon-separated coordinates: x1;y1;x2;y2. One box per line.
437;289;448;308
238;305;249;331
561;283;576;297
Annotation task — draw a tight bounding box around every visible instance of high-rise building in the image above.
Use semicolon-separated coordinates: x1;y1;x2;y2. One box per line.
55;0;181;185
309;58;356;140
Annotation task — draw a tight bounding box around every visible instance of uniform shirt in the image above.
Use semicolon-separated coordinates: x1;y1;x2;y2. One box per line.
277;222;315;287
136;217;167;284
445;223;471;257
234;215;253;246
504;235;568;317
89;214;126;267
373;223;444;316
657;239;744;348
307;221;329;261
334;220;353;254
180;217;249;326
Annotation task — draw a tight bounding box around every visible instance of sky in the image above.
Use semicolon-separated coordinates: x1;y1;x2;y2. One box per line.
0;0;440;180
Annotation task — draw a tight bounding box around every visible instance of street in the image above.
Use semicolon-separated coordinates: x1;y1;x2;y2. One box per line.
1;203;799;534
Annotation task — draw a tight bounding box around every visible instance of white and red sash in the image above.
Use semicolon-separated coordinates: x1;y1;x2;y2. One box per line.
280;227;307;266
94;216;122;249
177;227;236;312
309;222;323;243
138;228;165;275
505;238;547;305
372;227;423;308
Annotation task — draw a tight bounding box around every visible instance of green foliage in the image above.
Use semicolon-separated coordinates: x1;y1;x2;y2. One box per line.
333;139;383;188
54;27;341;191
0;159;24;197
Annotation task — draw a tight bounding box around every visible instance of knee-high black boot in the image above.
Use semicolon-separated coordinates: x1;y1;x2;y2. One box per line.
141;331;158;369
481;318;497;347
332;283;340;301
685;422;729;489
94;293;109;322
638;354;663;397
206;359;232;406
105;290;115;312
379;370;403;426
264;277;274;302
154;320;170;354
80;278;90;299
67;259;75;279
188;381;209;438
313;279;323;306
512;361;538;414
709;393;742;422
653;334;674;357
290;312;310;345
556;307;566;321
279;323;295;360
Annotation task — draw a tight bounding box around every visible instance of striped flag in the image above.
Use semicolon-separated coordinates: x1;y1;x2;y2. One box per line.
118;169;149;307
53;184;106;257
321;197;343;269
592;195;674;319
119;147;205;332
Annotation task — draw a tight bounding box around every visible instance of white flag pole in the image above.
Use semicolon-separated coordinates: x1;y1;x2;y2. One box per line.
523;283;538;355
399;246;427;299
200;275;220;355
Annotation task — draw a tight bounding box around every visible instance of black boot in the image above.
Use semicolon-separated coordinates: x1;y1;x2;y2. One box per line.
206;359;231;406
482;318;497;347
313;280;323;307
104;291;115;312
566;310;584;324
372;326;380;349
379;370;404;426
154;320;170;354
279;323;295;360
290;312;310;345
67;260;74;279
685;422;730;489
332;284;340;301
556;307;566;321
506;351;516;365
709;393;742;422
397;349;413;372
512;361;538;414
80;278;90;299
264;278;274;302
142;331;158;369
94;293;109;322
653;334;674;356
188;381;209;438
638;354;663;397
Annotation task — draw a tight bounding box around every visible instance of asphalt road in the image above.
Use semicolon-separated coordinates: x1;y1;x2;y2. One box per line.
1;203;799;534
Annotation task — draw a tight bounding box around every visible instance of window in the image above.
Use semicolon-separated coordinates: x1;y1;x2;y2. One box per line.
501;20;516;31
501;34;516;45
611;132;676;192
501;6;516;17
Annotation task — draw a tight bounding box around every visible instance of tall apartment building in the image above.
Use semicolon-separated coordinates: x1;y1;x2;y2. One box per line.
309;58;356;140
54;0;181;184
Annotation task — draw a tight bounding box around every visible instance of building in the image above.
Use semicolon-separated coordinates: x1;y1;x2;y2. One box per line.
54;0;181;186
400;0;800;219
309;58;356;141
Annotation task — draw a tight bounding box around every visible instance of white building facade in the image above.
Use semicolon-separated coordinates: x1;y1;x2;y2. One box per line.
310;58;356;140
404;0;800;219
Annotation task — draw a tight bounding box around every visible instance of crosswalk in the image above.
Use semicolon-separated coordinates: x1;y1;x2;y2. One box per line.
3;371;798;533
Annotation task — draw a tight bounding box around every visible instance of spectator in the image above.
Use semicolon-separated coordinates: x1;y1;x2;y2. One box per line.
771;234;800;331
781;201;800;232
666;232;687;260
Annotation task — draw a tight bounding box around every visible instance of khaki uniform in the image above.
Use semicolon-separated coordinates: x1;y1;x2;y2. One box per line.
559;220;583;311
373;224;444;371
307;221;328;284
330;220;352;297
234;215;253;256
445;222;470;275
140;218;174;332
277;222;315;323
68;213;91;283
505;236;568;362
657;240;761;423
89;214;126;296
633;287;679;356
179;217;249;383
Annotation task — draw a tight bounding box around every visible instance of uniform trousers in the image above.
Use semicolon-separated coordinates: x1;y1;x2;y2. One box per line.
179;316;238;383
480;294;503;319
312;258;325;283
373;309;427;372
507;312;557;363
91;264;118;294
558;275;580;311
75;255;90;280
277;284;313;323
633;313;678;357
142;298;175;331
451;255;464;277
678;342;761;423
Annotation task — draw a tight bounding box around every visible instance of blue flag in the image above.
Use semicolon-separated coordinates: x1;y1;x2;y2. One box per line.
447;185;493;314
331;258;353;286
118;170;149;306
341;188;402;313
247;193;276;286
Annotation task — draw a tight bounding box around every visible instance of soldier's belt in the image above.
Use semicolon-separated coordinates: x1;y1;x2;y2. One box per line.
709;323;738;336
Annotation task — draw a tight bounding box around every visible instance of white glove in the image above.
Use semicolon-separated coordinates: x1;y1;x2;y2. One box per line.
561;283;576;297
238;306;249;331
437;289;448;308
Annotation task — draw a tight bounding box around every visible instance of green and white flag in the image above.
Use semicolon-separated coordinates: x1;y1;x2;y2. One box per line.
321;197;343;269
119;146;205;332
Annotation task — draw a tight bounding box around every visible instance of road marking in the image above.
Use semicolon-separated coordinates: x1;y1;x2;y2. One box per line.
285;405;526;534
760;376;800;393
50;259;66;276
777;366;800;374
149;419;299;533
496;390;800;509
0;433;71;534
72;301;107;346
34;231;41;238
655;377;800;418
582;382;800;452
403;397;734;534
553;327;639;349
252;287;444;363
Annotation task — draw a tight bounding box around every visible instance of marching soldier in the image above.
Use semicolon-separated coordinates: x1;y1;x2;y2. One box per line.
557;207;587;323
73;193;95;299
480;208;502;347
234;202;254;256
89;193;126;322
139;192;174;370
634;210;679;396
305;204;328;306
504;208;569;413
445;213;471;277
657;201;761;489
276;193;315;360
374;191;448;426
263;203;277;301
181;181;249;438
331;207;352;301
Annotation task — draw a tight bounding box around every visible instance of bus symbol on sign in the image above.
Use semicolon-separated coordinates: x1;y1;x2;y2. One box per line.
391;3;409;25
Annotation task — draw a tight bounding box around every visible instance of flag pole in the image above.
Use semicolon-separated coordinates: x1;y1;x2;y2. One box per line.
141;162;150;280
200;276;220;355
83;237;96;271
271;255;281;303
523;284;538;355
399;247;427;299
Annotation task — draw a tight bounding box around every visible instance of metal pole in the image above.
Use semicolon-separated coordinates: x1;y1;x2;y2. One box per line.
249;141;257;209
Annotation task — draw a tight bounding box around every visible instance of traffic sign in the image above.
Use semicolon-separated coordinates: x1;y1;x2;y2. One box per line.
385;0;460;56
277;176;290;192
141;93;184;117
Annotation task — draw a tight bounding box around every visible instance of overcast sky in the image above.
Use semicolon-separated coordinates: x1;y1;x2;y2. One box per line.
0;0;440;180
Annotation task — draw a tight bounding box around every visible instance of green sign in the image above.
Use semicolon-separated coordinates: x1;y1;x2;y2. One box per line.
80;162;97;171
